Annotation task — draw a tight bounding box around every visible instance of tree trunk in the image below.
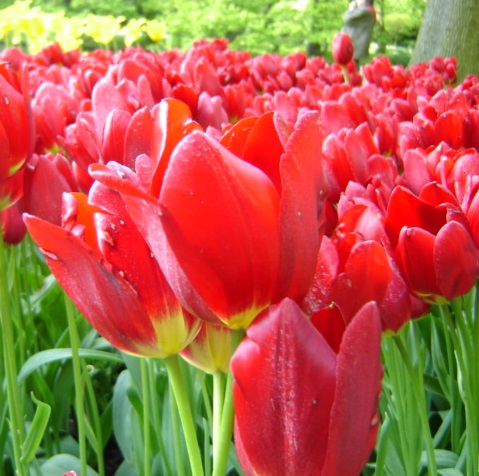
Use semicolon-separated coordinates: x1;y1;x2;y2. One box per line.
410;0;479;81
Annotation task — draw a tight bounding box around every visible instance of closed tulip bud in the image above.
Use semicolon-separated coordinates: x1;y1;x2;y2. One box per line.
332;33;354;66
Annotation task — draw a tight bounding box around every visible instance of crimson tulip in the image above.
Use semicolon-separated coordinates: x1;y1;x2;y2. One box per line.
231;298;382;476
332;33;354;66
24;178;200;357
385;182;479;302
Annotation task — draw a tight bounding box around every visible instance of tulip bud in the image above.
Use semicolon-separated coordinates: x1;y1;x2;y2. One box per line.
332;33;354;65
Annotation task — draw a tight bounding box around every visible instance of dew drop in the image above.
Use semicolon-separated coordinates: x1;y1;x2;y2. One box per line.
99;230;114;246
118;270;125;278
119;219;125;226
187;190;195;197
41;249;59;261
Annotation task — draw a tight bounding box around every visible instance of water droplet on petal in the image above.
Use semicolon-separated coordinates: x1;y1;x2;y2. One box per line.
41;249;59;261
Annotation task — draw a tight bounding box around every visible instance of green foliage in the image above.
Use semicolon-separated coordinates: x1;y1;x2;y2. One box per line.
0;0;427;60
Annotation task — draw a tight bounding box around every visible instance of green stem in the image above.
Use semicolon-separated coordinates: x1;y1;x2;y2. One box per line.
148;360;172;476
340;64;351;84
164;354;204;476
0;234;26;475
393;333;438;476
442;295;479;476
212;371;235;476
141;358;151;476
169;383;186;476
212;329;245;476
64;296;87;476
83;365;105;476
212;371;225;467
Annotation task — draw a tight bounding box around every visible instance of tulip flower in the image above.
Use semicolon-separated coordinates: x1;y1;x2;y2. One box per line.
231;298;382;476
92;102;323;330
303;200;415;333
24;178;200;357
385;182;479;302
0;62;35;210
332;33;354;66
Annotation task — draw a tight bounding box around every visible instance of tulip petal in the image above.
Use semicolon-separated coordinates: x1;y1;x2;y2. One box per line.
24;214;159;355
332;241;391;323
396;226;440;297
232;298;337;475
276;111;323;301
322;301;382;476
159;131;281;328
435;221;479;300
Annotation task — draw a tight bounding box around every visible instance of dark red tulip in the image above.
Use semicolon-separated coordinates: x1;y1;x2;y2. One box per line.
232;298;382;476
332;33;354;66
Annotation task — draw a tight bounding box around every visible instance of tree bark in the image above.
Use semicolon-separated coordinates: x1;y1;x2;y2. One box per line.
410;0;479;81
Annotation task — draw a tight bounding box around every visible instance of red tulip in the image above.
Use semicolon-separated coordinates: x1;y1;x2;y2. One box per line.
24;178;200;357
92;103;323;329
231;298;382;476
332;33;354;66
0;62;35;210
385;183;479;301
303;201;415;332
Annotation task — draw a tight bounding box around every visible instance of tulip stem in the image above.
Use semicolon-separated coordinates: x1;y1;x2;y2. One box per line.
441;291;479;476
393;333;438;476
141;358;152;476
340;64;351;84
65;295;88;476
212;329;245;476
164;354;204;476
212;371;225;466
0;233;27;475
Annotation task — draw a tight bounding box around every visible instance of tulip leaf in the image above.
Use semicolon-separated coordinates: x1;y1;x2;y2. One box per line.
20;393;51;465
18;348;123;383
40;454;99;476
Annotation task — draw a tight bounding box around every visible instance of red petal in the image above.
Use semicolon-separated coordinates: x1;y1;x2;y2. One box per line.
301;236;338;315
396;227;440;297
385;186;446;248
275;111;323;301
332;241;391;324
23;154;73;225
322;301;382;476
232;299;337;476
434;111;463;149
159;131;281;328
435;221;479;299
24;214;159;355
100;109;131;165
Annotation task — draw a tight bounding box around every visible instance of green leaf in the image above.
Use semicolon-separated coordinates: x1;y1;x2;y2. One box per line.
20;393;51;465
40;454;99;476
18;348;124;383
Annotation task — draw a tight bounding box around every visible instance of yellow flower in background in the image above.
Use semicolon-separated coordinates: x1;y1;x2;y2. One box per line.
0;0;168;52
144;19;166;43
50;14;84;52
119;18;146;47
82;14;126;46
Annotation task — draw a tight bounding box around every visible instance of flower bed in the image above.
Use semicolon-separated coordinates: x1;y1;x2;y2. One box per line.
1;38;478;475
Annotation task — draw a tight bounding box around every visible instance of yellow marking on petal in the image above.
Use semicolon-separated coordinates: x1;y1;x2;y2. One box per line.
219;303;269;330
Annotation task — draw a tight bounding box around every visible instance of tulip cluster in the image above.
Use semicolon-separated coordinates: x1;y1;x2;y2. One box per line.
1;37;479;475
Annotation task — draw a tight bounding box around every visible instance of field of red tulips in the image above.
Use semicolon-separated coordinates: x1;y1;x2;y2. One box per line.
1;38;478;476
